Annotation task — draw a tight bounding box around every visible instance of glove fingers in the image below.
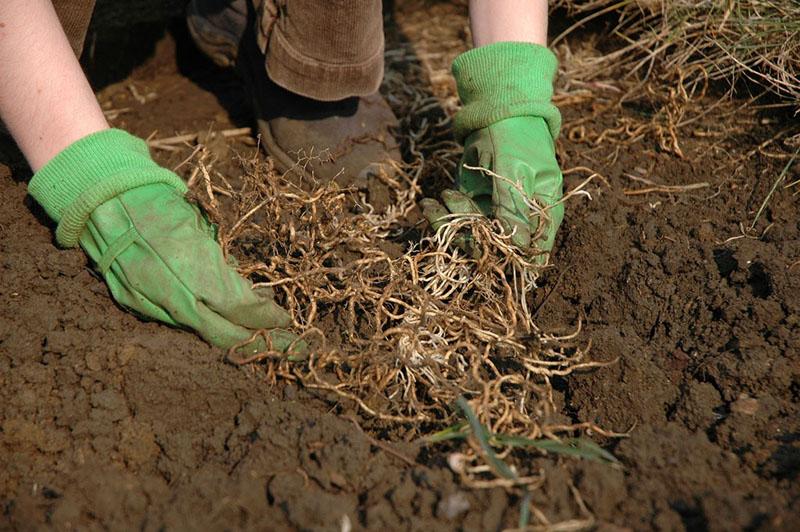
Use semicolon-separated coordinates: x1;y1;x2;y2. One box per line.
229;328;309;362
152;210;293;330
195;299;304;357
104;251;302;356
531;201;564;253
420;198;480;258
456;139;493;200
454;234;481;259
527;164;564;253
497;212;531;250
103;232;292;348
492;161;533;250
420;198;451;233
106;274;176;325
167;244;292;331
266;329;308;359
441;189;484;216
210;281;293;331
490;190;532;249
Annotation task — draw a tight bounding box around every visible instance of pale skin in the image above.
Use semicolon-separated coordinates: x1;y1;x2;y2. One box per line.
0;0;549;172
0;0;108;172
469;0;549;47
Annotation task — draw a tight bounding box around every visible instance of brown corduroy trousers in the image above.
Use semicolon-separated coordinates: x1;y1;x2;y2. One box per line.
55;0;384;101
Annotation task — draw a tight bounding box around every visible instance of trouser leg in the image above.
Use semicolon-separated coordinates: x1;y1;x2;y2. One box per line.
185;0;400;191
52;0;97;58
253;0;385;101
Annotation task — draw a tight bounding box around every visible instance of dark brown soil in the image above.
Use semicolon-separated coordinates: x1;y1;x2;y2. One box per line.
2;2;799;530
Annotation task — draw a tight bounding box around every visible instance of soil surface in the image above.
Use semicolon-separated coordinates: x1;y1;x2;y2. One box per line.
2;2;799;530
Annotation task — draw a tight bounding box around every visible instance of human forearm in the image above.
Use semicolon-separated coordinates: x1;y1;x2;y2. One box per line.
0;0;108;171
468;0;549;47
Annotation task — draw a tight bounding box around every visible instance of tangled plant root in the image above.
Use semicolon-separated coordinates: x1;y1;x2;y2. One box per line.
207;154;609;442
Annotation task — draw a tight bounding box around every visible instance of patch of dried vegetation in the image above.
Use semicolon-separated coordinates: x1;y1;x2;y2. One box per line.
553;0;800;103
210;154;609;440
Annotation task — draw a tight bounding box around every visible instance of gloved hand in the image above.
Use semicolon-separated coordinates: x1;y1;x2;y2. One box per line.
29;129;302;356
421;42;564;261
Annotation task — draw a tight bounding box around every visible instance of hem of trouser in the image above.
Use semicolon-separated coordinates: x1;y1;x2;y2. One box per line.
265;27;384;102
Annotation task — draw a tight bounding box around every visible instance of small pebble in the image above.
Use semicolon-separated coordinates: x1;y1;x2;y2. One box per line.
283;384;297;401
731;394;759;415
447;452;467;474
437;491;471;520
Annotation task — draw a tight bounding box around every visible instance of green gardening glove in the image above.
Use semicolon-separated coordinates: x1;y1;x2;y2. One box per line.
421;42;564;261
28;129;303;357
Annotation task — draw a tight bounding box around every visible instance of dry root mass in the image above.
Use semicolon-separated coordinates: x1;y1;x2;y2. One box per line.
208;156;607;443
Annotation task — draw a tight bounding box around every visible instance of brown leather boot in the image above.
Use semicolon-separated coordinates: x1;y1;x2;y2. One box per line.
186;0;401;185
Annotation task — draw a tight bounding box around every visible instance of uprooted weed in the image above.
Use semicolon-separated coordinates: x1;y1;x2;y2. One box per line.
209;155;610;442
186;5;620;515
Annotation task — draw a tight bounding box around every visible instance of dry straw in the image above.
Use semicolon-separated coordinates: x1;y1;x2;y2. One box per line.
552;0;800;103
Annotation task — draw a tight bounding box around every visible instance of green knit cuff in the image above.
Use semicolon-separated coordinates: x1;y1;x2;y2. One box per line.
28;128;188;248
452;42;561;142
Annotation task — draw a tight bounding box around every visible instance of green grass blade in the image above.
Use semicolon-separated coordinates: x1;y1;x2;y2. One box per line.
750;147;800;230
518;489;533;529
424;421;469;443
427;399;619;467
456;397;517;480
492;434;619;464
